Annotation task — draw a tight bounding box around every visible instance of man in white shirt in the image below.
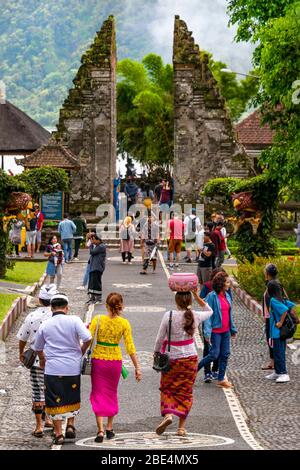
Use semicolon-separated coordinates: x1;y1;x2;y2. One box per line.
17;284;57;437
184;209;202;263
34;293;91;445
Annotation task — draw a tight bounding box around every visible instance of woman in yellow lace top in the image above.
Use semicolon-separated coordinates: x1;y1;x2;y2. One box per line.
89;292;141;443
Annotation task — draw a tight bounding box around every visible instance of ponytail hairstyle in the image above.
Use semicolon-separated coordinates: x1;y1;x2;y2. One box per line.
175;292;195;336
106;292;124;317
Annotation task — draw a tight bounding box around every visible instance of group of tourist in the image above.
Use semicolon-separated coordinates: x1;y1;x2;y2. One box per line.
9;202;44;258
14;192;299;446
17;237;297;445
122;176;174;211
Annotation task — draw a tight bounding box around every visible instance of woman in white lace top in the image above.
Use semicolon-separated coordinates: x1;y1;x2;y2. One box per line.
154;290;212;437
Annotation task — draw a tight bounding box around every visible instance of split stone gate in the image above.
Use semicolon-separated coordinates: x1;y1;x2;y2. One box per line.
53;15;251;214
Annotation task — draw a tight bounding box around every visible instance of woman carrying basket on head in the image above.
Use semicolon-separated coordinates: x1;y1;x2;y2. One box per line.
153;288;212;436
89;293;141;443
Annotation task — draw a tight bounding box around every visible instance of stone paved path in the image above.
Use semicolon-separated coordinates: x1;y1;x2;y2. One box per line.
0;250;299;450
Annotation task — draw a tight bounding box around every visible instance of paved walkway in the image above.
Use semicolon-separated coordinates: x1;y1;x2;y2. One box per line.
0;248;299;450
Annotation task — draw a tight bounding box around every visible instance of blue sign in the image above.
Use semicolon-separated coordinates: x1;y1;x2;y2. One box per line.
41;192;63;220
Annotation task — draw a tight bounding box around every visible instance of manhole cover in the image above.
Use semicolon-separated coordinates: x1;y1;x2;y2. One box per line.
76;432;234;449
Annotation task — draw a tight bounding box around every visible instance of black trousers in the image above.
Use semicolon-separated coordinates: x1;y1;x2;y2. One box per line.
74;239;81;258
122;252;133;262
265;318;274;359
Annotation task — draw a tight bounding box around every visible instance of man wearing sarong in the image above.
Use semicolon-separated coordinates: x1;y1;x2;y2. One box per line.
18;284;57;437
87;235;106;305
34;293;91;445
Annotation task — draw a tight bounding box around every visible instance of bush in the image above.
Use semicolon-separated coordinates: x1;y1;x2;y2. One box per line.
235;256;300;303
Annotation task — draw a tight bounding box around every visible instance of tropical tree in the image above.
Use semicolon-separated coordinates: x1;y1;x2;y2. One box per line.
117;53;258;168
227;0;300;187
117;53;174;169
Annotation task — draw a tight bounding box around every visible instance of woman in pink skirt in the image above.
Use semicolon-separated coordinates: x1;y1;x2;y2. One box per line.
89;293;141;442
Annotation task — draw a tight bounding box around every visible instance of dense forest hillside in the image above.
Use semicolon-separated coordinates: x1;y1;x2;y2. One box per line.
0;0;157;127
0;0;251;128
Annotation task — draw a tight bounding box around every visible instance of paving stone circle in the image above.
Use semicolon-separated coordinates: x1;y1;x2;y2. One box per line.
75;432;235;450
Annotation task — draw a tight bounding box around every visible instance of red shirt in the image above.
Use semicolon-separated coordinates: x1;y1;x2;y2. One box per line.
35;211;45;231
209;231;220;255
169;219;184;240
213;293;230;333
214;229;226;251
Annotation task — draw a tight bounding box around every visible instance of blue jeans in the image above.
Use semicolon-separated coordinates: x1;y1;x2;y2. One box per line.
82;263;90;287
198;331;231;381
63;239;72;262
273;338;287;375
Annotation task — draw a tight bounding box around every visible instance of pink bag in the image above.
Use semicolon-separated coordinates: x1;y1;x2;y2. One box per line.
168;273;198;292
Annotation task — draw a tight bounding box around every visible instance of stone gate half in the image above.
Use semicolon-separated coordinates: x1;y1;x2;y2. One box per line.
53;16;117;214
173;16;252;203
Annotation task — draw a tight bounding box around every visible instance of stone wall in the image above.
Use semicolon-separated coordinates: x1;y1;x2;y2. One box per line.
53;16;117;213
173;16;252;204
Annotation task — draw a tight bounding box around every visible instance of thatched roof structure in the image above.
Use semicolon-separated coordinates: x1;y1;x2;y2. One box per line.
0;101;50;155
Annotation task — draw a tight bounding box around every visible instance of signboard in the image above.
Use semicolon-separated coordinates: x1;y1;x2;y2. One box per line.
41;192;63;220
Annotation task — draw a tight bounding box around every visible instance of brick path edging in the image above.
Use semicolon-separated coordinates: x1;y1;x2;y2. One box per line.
231;278;263;316
0;273;47;341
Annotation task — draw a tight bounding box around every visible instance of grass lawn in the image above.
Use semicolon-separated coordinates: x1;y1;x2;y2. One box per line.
0;294;19;323
0;262;46;285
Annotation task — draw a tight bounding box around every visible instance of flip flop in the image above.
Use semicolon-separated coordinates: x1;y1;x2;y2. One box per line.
156;416;173;435
32;430;44;438
53;434;64;445
65;425;76;439
261;365;274;370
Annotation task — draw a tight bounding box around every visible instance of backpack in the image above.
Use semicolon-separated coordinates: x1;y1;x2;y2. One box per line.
280;309;297;340
186;216;197;241
271;301;298;340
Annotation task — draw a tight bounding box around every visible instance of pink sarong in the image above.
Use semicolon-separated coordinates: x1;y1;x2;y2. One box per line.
90;359;122;417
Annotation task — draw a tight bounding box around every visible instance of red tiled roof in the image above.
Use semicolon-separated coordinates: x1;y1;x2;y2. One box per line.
235;110;275;147
15;140;80;169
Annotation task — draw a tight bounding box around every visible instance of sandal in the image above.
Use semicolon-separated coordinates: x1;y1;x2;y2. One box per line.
106;429;115;440
177;428;187;437
53;434;64;445
65;425;76;439
156;415;173;435
261;364;274;370
216;379;234;389
94;431;104;443
32;430;44;438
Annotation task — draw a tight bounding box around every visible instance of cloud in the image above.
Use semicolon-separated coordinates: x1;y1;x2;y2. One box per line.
148;0;253;72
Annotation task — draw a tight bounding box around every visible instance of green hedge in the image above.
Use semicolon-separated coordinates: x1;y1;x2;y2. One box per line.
235;256;300;303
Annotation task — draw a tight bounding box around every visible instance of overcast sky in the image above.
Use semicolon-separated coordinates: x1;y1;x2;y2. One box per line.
148;0;253;72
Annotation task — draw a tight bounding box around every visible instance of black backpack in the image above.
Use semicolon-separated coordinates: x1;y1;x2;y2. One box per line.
280;309;297;340
271;303;297;340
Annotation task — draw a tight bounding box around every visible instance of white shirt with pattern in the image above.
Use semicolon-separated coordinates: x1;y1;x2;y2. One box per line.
17;306;52;367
